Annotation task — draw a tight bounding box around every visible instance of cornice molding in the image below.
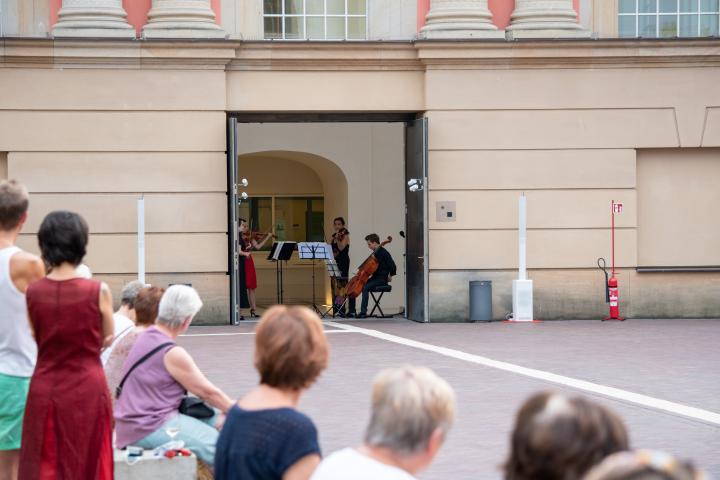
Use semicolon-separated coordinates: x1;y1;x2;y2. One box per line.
1;37;719;70
0;38;239;69
229;41;423;71
415;38;720;68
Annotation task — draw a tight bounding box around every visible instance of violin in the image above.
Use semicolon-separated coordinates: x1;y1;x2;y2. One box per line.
241;231;275;250
332;227;349;243
345;236;392;299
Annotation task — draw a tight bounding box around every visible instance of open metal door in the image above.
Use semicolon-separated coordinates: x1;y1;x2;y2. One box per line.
405;117;429;322
227;117;240;325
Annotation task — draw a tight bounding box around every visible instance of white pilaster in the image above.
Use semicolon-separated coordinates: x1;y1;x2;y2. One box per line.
507;0;591;38
142;0;226;39
420;0;504;39
52;0;135;38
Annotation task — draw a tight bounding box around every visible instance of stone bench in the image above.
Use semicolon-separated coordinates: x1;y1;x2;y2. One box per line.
114;449;197;479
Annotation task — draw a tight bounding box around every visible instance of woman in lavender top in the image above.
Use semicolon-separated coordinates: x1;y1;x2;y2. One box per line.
114;285;232;468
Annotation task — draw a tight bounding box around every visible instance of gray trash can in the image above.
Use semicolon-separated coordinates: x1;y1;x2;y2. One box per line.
469;280;492;322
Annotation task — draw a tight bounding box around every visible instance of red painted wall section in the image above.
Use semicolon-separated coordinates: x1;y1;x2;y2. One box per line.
49;1;222;32
490;0;514;29
211;0;222;25
417;0;430;32
125;0;152;35
49;0;61;26
417;0;581;32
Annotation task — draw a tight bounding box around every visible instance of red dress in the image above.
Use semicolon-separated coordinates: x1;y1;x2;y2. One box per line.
20;278;113;480
242;239;258;290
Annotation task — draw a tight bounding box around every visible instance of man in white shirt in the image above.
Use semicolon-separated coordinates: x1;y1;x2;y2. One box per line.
0;180;45;480
100;280;145;365
311;366;456;480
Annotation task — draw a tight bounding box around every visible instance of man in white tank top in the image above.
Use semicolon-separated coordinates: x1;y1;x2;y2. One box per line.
0;180;44;480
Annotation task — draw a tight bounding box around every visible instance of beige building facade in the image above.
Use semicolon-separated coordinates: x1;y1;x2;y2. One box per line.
1;0;719;322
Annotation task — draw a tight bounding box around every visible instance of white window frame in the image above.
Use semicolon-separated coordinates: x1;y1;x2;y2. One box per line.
618;0;720;37
263;0;369;41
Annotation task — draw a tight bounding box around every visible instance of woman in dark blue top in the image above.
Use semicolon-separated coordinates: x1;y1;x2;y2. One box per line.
215;306;329;480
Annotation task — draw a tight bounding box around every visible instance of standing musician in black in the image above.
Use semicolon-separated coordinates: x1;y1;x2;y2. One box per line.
357;233;396;319
330;217;355;317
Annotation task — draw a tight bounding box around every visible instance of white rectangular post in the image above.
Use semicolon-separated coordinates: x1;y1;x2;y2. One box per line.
137;197;145;285
518;195;527;281
512;194;534;321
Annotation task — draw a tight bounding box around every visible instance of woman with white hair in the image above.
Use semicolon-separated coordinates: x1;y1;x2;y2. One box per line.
114;285;232;468
311;365;456;480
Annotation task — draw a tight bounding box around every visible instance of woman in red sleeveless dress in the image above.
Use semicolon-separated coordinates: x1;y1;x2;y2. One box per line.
19;211;115;480
239;219;272;318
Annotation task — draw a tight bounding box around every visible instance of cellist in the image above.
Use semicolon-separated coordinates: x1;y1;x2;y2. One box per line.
356;233;396;318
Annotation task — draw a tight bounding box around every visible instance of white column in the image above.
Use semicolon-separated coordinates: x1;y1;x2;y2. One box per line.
142;0;226;39
52;0;135;38
507;0;590;38
420;0;504;39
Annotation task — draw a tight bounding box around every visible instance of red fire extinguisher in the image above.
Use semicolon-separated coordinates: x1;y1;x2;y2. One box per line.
598;200;625;321
598;258;623;321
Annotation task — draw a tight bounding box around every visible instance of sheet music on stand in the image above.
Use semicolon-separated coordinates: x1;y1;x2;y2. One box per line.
325;259;343;279
267;241;296;304
297;242;333;315
297;242;333;261
268;241;297;261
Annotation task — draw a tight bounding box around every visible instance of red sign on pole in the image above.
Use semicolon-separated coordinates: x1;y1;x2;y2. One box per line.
613;202;623;214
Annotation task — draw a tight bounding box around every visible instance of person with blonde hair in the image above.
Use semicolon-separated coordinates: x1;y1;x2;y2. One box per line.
215;306;329;480
583;450;706;480
504;391;629;480
311;365;456;480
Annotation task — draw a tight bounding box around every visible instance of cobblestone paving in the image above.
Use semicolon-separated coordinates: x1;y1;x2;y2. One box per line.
180;319;720;480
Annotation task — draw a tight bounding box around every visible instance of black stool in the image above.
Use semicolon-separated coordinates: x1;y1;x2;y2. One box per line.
369;284;393;318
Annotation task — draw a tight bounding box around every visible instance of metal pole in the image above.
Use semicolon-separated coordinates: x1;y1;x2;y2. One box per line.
137;197;145;284
611;200;616;276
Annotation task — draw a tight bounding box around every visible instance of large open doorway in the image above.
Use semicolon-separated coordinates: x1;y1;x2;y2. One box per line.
227;114;427;323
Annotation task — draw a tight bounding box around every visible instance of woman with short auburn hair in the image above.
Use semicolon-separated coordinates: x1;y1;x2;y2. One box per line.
505;392;629;480
215;306;329;480
104;286;165;405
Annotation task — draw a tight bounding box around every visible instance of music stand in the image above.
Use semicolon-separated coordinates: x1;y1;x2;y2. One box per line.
297;242;333;314
267;241;296;304
321;259;346;318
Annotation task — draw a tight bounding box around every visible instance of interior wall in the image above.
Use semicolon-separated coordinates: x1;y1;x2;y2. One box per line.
236;123;406;314
237;154;328;306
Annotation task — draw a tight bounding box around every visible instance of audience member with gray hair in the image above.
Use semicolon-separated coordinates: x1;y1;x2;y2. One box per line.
311;365;456;480
114;285;232;468
100;279;145;365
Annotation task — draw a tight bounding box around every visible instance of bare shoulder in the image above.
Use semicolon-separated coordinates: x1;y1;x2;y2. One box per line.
165;345;191;363
10;251;45;293
10;251;45;279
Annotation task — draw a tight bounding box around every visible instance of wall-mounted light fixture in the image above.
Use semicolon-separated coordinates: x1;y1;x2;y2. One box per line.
407;178;424;192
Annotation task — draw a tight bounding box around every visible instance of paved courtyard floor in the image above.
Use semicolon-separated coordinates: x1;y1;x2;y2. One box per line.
180;318;720;480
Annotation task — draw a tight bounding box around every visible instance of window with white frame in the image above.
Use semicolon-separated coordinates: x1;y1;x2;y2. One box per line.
263;0;368;40
618;0;719;38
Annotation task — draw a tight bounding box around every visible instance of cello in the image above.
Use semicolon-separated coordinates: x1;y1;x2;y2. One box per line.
345;236;392;299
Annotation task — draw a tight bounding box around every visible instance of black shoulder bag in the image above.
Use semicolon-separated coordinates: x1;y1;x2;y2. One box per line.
115;342;214;420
